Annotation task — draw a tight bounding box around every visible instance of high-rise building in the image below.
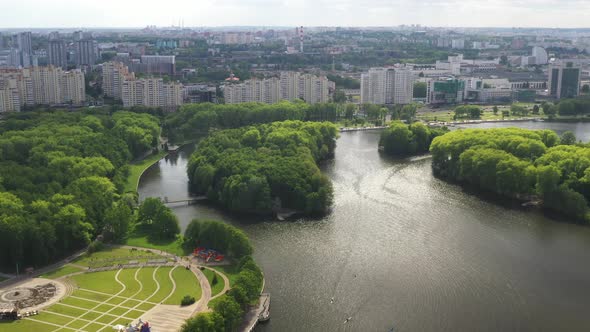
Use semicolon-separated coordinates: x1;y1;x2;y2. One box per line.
224;72;332;104
0;66;85;111
549;62;581;99
102;61;135;99
48;39;67;69
15;32;32;55
75;39;98;66
103;61;182;109
361;67;414;105
531;46;548;65
451;39;465;49
134;55;175;76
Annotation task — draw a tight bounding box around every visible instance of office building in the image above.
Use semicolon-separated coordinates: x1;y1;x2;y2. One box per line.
426;78;465;105
224;72;332;104
361;67;414;105
531;46;548;65
549;62;581;99
48;39;67;69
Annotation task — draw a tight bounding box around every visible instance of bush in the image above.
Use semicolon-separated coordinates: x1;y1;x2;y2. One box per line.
181;295;196;306
212;274;218;286
87;240;104;254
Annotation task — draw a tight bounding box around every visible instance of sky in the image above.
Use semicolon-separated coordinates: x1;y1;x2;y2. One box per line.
1;0;590;28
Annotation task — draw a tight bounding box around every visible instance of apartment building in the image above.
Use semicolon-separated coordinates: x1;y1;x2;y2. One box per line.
0;66;85;112
360;67;414;105
224;72;332;104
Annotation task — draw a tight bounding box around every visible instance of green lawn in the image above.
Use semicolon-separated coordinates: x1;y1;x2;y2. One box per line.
126;234;186;256
72;246;162;268
150;267;174;303
70;270;122;293
1;267;183;332
117;268;141;297
164;267;202;305
39;264;85;279
212;265;240;287
135;267;159;300
124;151;167;193
203;268;225;297
0;319;57;332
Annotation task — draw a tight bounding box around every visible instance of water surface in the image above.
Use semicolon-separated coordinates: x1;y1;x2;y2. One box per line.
139;121;590;332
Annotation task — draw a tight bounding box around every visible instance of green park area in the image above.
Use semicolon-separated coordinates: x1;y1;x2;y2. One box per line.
202;269;225;297
0;263;201;332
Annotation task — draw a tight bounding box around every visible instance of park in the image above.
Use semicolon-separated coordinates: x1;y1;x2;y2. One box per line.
0;246;231;332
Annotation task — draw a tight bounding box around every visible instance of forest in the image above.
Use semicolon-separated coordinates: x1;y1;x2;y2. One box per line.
380;122;448;156
0;110;161;269
430;128;590;222
164;101;344;143
187;121;338;215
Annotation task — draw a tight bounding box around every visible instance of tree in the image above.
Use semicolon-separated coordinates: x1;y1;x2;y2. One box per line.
532;104;540;115
560;131;576;145
212;296;243;332
151;209;180;241
103;202;133;243
344;104;355;120
582;84;590;94
493;106;499;115
413;82;427;98
181;312;224;332
138;197;165;224
332;89;347;103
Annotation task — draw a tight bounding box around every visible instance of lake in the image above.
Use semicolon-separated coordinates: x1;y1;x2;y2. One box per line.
139;121;590;331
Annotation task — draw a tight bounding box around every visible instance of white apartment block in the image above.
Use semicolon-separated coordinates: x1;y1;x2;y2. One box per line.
0;66;85;112
104;61;183;109
224;72;331;104
360;67;414;105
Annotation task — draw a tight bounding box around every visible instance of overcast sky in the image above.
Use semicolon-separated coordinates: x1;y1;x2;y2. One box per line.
1;0;589;28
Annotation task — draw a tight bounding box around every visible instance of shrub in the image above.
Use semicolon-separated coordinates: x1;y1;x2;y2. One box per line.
212;274;218;286
181;295;196;306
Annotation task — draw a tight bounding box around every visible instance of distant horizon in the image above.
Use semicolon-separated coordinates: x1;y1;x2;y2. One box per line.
2;25;590;31
2;0;590;30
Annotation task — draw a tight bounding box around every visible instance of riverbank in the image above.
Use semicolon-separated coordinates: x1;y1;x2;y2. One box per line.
124;151;168;193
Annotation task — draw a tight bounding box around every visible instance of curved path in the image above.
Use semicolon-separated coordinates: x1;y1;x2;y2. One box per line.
205;267;231;302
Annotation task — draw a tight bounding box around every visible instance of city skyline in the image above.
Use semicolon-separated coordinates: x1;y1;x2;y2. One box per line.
2;0;590;29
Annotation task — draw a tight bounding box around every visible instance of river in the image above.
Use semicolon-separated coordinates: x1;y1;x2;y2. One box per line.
139;121;590;332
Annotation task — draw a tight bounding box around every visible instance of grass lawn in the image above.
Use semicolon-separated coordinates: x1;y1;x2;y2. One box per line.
39;264;85;279
212;265;241;287
149;267;174;303
45;303;88;317
202;268;225;297
70;270;122;294
60;296;97;310
0;319;57;332
164;267;201;305
117;269;141;298
135;267;158;300
126;234;186;256
124;151;167;193
72;246;161;268
73;289;110;302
